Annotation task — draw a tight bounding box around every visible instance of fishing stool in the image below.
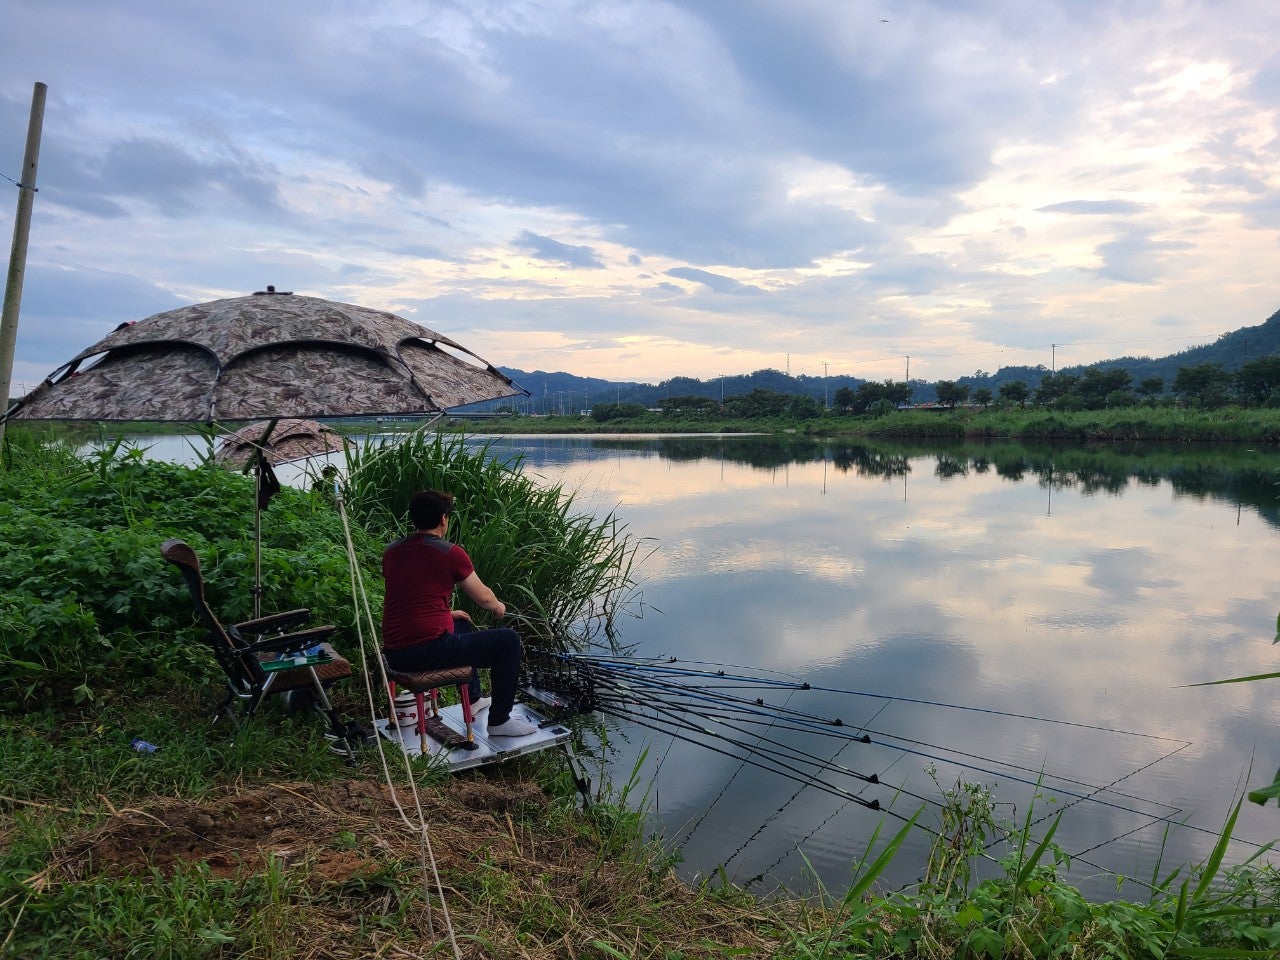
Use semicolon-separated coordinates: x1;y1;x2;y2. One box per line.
382;660;478;753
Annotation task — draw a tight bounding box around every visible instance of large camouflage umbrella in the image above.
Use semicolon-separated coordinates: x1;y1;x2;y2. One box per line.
3;287;526;613
3;287;523;423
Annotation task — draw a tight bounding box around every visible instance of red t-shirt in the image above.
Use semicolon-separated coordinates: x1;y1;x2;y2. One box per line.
381;533;475;649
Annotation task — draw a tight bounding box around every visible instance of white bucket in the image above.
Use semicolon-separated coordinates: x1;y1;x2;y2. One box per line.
393;691;420;728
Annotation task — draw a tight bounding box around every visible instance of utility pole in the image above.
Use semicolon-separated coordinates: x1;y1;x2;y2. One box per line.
905;355;910;382
0;81;47;441
822;361;829;408
1051;343;1056;373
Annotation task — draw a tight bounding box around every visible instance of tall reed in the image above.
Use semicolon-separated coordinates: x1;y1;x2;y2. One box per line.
341;428;649;650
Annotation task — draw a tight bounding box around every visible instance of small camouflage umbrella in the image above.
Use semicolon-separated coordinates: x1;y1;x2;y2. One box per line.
4;287;526;613
216;418;350;471
217;417;354;612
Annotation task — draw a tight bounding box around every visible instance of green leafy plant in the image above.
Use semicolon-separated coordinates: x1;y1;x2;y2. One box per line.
342;427;650;650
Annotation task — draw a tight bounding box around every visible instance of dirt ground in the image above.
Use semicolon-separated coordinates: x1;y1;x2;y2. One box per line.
55;777;548;885
43;775;790;959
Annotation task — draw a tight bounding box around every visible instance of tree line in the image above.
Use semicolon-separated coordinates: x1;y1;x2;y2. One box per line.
930;357;1280;413
586;356;1280;421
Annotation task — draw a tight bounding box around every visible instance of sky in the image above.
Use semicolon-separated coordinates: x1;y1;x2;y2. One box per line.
2;0;1278;392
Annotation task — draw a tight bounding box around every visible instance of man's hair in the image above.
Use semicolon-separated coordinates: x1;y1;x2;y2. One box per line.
408;489;455;530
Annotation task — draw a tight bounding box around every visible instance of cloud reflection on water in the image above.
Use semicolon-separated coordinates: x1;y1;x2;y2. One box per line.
505;435;1278;895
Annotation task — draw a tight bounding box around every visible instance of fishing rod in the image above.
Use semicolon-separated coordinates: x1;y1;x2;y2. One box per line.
585;677;971;825
541;651;877;731
590;688;889;795
532;650;1184;825
580;663;1184;828
550;650;1191;744
594;688;1185;844
599;698;888;814
584;671;888;791
522;648;1247;876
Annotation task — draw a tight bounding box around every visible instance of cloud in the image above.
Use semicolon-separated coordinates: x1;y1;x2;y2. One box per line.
512;230;605;269
1036;200;1147;215
12;263;187;371
1092;230;1195;285
664;267;765;295
1;0;1278;384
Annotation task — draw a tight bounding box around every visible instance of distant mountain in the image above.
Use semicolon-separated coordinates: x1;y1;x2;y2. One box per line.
459;307;1280;411
478;368;867;413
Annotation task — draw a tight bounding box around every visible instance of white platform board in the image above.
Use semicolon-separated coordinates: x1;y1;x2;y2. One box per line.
374;700;572;772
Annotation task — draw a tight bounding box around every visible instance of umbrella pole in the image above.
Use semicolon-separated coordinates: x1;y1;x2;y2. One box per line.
250;420;282;619
254;458;263;619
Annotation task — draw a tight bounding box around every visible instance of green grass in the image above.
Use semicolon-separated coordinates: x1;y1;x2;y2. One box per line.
784;777;1280;960
433;405;1280;443
823;405;1280;443
3;429;1279;958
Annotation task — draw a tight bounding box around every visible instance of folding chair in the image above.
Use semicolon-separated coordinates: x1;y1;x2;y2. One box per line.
161;538;367;758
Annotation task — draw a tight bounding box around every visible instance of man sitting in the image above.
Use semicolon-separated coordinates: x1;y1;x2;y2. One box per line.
381;489;535;737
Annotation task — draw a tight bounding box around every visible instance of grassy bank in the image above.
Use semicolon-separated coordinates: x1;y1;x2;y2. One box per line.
3;430;1278;958
440;405;1280;443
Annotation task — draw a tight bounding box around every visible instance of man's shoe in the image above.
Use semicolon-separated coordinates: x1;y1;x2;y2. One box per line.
470;696;492;713
487;717;536;737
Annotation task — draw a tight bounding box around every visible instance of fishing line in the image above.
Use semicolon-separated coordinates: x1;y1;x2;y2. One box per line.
1049;747;1274;857
335;485;463;960
674;681;803;849
865;727;1185;816
1067;815;1190;863
848;735;1187;828
751;736;917;885
721;698;893;871
990;740;1192;846
804;681;1191;744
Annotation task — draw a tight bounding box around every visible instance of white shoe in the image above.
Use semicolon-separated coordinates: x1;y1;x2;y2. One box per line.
470;697;492;714
487;717;536;737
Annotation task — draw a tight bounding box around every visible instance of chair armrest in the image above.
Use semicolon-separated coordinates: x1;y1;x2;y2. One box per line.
243;625;338;656
234;609;312;636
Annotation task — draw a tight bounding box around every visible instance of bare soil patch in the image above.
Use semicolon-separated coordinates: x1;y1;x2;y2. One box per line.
41;774;787;958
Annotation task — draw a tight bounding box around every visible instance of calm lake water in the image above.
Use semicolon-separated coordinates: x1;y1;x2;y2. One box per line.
130;431;1279;897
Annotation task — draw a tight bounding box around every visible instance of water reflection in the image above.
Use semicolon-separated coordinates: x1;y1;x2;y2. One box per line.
475;434;1279;898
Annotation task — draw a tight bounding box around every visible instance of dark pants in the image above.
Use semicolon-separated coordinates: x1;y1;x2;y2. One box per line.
384;618;522;726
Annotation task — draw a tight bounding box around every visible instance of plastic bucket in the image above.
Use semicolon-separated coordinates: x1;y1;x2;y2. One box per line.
393;691;419;728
